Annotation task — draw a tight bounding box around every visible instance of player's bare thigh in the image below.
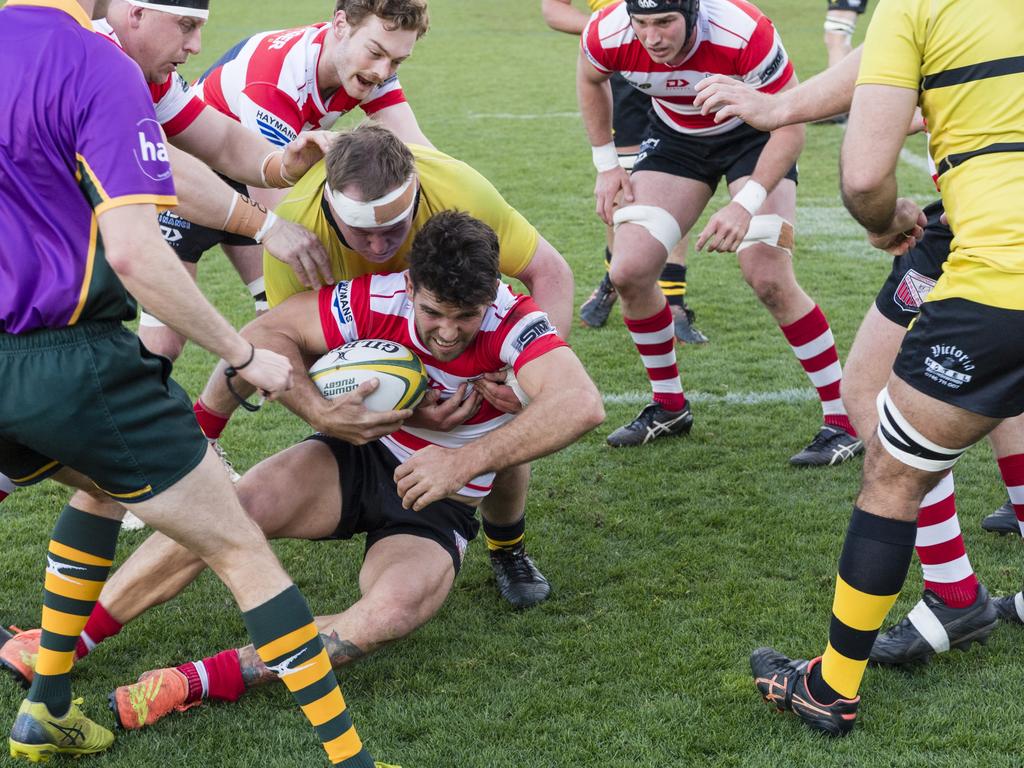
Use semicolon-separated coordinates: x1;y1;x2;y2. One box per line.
858;375;1002;519
609;170;711;288
236;439;344;540
842;303;908;436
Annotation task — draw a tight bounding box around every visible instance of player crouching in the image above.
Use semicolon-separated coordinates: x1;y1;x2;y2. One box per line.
1;212;603;733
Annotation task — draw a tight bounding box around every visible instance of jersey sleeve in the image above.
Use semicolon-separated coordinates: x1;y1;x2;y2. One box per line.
581;9;615;73
75;46;176;215
359;75;407;115
495;296;568;374
236;82;303;147
318;280;360;348
738;16;794;95
153;73;206;137
857;0;927;90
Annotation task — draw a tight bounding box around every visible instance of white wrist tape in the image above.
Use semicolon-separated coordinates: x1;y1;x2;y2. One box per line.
253;210;278;244
733;180;767;215
592;142;620;173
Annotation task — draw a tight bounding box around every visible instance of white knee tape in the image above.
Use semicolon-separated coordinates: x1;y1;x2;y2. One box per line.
138;310;166;329
824;17;855;40
612;205;682;255
875;387;966;472
737;214;795;255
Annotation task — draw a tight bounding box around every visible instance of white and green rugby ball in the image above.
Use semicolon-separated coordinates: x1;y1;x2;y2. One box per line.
309;339;428;412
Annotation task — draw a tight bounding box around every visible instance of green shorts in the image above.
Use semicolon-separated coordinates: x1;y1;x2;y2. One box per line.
0;322;207;502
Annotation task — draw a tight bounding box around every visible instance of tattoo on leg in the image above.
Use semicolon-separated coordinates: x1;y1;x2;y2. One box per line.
236;632;366;688
238;645;275;688
323;631;366;668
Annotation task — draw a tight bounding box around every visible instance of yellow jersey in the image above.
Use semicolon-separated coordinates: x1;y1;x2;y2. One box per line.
265;143;539;307
858;0;1024;310
588;0;618;10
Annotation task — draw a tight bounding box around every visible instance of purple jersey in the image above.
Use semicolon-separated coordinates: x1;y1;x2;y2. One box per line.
0;0;177;333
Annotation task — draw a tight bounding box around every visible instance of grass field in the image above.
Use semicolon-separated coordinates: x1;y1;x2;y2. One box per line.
4;1;1024;766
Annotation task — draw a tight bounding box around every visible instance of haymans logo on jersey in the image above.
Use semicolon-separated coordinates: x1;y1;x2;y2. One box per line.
268;28;305;50
256;110;297;147
333;282;354;324
133;118;172;182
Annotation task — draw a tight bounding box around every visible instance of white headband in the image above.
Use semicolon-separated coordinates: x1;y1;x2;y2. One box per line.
125;0;210;19
324;176;417;229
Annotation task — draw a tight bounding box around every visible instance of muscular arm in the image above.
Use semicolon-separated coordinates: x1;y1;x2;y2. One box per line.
170;107;278;188
513;235;574;340
840;83;919;232
99;204;290;393
541;0;590;34
745;79;806;195
233;291;411;442
695;47;862;130
576;51;614;148
374;102;433;149
165;143;239;228
395;347;605;509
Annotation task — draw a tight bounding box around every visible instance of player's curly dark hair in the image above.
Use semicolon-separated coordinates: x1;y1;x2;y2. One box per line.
334;0;430;38
408;211;500;309
325;123;415;201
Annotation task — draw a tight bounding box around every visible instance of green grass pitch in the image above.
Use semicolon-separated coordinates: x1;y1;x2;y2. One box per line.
3;1;1023;765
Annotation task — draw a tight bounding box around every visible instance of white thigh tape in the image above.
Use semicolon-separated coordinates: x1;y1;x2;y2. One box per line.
824;17;856;40
505;368;530;407
876;388;965;472
737;214;794;255
612;205;682;255
138;310;166;329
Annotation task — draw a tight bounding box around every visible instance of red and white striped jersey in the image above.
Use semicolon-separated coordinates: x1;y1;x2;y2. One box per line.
93;20;206;137
318;272;566;498
582;0;794;136
195;24;406;147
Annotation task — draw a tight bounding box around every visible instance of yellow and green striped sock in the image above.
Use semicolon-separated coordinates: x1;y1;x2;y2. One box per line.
28;505;119;714
243;585;373;767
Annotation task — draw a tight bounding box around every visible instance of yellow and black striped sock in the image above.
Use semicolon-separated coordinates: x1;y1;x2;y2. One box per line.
483;516;525;551
658;263;687;308
243;585;373;767
811;506;916;702
28;505;119;714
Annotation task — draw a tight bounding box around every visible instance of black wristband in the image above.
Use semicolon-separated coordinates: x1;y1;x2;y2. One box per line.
224;344;262;412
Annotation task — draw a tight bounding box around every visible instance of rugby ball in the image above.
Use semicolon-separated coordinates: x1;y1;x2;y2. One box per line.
309;339;428;412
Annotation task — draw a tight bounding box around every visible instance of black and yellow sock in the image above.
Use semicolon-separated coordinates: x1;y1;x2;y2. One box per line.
812;506;915;702
658;263;687;308
483;516;525;551
243;585;372;767
28;505;119;714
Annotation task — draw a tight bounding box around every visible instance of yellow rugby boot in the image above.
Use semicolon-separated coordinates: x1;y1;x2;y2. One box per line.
9;697;114;761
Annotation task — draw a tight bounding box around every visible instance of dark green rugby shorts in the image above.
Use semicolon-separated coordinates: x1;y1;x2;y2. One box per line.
0;322;207;502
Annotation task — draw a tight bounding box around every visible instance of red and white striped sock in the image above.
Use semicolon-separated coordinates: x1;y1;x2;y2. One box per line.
625;303;686;412
177;649;246;704
915;473;978;608
75;602;123;659
997;454;1024;535
779;306;856;436
0;472;13;503
193;398;230;441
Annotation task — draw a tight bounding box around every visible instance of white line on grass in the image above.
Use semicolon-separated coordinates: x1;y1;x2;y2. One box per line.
602;387;816;406
899;147;933;175
468;111;581;120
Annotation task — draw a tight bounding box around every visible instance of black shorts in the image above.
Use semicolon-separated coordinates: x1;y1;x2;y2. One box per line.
158;175;256;264
875;200;951;327
0;322;207;501
632;120;798;193
308;434;480;574
611;73;651;150
893;298;1024;419
827;0;868;13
